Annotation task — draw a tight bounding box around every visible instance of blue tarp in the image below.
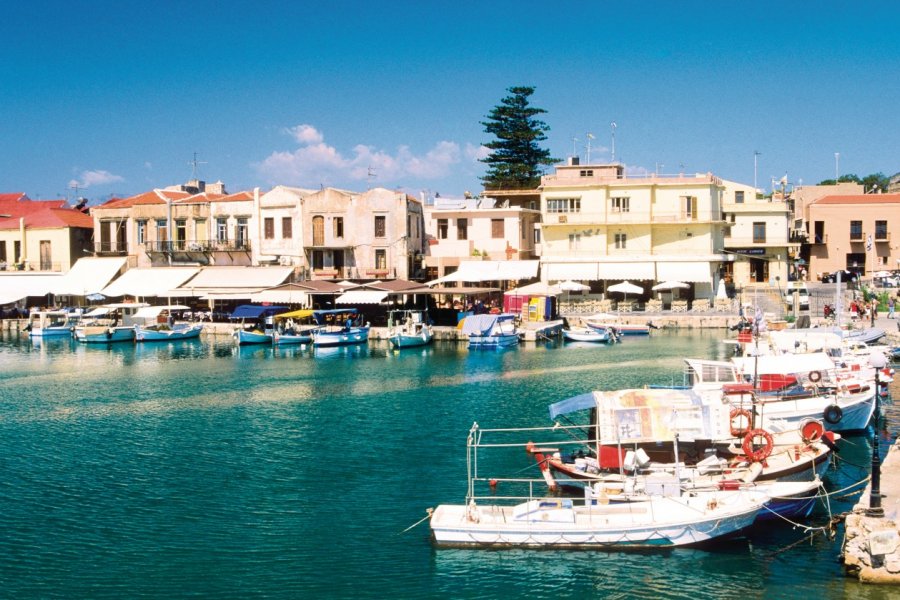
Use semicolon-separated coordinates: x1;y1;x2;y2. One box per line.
230;305;287;319
548;393;597;420
460;313;516;336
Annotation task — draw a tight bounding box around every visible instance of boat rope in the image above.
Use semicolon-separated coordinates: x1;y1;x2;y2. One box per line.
400;508;434;534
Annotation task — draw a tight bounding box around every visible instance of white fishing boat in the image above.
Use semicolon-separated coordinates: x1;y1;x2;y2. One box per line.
26;310;79;337
132;305;203;342
585;313;653;335
387;309;433;348
461;313;520;349
310;308;370;347
429;423;805;549
230;304;288;345
272;309;317;345
73;303;149;344
563;325;618;344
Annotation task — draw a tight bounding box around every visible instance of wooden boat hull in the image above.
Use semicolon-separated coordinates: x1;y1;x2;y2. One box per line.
233;329;273;345
312;327;370;347
431;492;765;548
74;326;135;344
135;324;203;342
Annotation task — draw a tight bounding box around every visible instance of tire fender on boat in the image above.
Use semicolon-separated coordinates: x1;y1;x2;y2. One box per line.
741;428;774;462
823;404;843;425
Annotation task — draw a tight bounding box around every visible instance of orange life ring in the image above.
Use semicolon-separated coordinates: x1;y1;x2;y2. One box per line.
742;428;774;462
800;419;825;444
729;407;753;437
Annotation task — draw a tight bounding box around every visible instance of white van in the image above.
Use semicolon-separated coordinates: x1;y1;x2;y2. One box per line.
783;282;810;310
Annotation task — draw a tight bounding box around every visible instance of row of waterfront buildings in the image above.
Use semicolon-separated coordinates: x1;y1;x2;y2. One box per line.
2;159;900;304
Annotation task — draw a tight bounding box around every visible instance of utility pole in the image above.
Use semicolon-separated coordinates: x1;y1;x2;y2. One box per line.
610;122;617;162
753;151;761;192
834;152;840;180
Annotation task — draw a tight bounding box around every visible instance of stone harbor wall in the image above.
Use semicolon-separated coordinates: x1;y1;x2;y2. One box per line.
842;436;900;584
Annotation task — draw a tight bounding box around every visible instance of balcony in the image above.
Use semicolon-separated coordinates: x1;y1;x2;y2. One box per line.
94;242;129;256
875;231;890;242
812;234;828;245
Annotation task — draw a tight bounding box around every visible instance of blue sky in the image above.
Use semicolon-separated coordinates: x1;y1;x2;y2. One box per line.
2;1;899;202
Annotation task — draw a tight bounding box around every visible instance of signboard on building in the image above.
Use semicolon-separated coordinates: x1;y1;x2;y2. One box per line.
731;248;766;256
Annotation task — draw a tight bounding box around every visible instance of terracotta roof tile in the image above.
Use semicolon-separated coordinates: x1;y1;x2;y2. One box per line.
815;193;900;204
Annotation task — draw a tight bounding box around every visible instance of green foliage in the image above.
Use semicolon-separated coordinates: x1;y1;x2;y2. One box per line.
817;172;889;192
480;86;558;190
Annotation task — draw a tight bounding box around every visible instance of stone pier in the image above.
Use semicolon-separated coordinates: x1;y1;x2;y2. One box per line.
842;436;900;584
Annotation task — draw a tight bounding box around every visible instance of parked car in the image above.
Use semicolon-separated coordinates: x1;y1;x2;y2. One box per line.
820;270;859;284
783;282;810;310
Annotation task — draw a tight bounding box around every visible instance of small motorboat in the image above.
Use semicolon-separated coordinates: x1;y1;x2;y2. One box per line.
563;325;618;344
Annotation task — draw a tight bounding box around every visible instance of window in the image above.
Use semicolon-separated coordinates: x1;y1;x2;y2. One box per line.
374;215;386;238
875;220;888;240
456;218;467;240
0;241;6;263
437;219;448;239
175;219;186;249
579;169;594;177
334;217;344;238
850;221;863;240
375;249;386;270
568;233;581;250
491;219;504;239
547;197;581;213
216;218;228;242
156;219;168;244
136;220;147;244
682;196;698;220
533;229;541;244
814;221;825;244
282;217;292;239
236;218;249;248
614;233;627;249
723;225;732;238
264;217;275;239
14;241;21;263
312;249;324;270
611;197;630;213
735;191;745;204
312;216;324;246
752;222;766;243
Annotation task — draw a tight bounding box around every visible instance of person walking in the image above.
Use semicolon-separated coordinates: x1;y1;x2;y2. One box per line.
889;296;896;319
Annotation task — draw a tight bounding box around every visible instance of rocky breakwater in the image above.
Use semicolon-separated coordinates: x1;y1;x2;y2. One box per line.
842;436;900;584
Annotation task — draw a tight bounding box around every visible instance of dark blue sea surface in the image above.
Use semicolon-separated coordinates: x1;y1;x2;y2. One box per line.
0;330;897;599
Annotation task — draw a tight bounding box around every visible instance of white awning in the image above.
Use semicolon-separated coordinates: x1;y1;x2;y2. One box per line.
0;273;64;304
597;262;655;280
250;290;310;305
335;290;389;304
184;266;293;289
655;262;712;283
428;260;540;284
101;267;200;298
543;262;600;281
51;257;128;296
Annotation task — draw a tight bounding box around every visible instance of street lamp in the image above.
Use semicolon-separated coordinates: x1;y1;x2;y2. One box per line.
867;351;888;517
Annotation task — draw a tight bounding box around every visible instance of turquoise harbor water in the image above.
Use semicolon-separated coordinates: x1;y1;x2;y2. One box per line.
0;330;897;599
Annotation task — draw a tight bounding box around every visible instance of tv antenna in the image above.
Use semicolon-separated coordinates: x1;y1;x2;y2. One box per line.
367;166;377;189
68;181;82;201
188;152;207;179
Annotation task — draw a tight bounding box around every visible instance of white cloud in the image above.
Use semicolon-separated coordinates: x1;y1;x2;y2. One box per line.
466;143;491;162
254;126;464;187
69;169;125;188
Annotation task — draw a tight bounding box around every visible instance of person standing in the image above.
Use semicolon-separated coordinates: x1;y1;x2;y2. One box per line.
870;297;878;326
889;295;896;319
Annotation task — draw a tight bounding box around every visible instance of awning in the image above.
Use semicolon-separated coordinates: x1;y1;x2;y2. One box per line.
426;260;539;284
0;273;64;304
250;290;310;305
275;309;314;320
132;305;190;319
655;262;712;283
180;266;293;290
335;290;389;305
230;305;287;319
544;262;599;281
597;262;655;280
505;281;561;296
51;257;128;296
548;392;598;419
101;267;200;298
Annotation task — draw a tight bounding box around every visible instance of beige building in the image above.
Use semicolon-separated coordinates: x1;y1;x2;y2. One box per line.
537;160;731;300
0;193;94;272
721;180;797;285
808;193;900;278
298;187;425;280
422;191;541;281
790;182;863;245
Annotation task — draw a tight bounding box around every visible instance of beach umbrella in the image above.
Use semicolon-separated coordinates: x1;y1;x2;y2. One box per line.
607;281;643;303
716;279;728;300
558;280;590;292
651;281;689;292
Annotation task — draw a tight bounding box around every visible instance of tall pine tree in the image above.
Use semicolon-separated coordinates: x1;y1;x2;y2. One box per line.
480;86;558;190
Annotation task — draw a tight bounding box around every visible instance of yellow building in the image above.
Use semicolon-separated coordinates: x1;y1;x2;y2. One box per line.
538;161;731;300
